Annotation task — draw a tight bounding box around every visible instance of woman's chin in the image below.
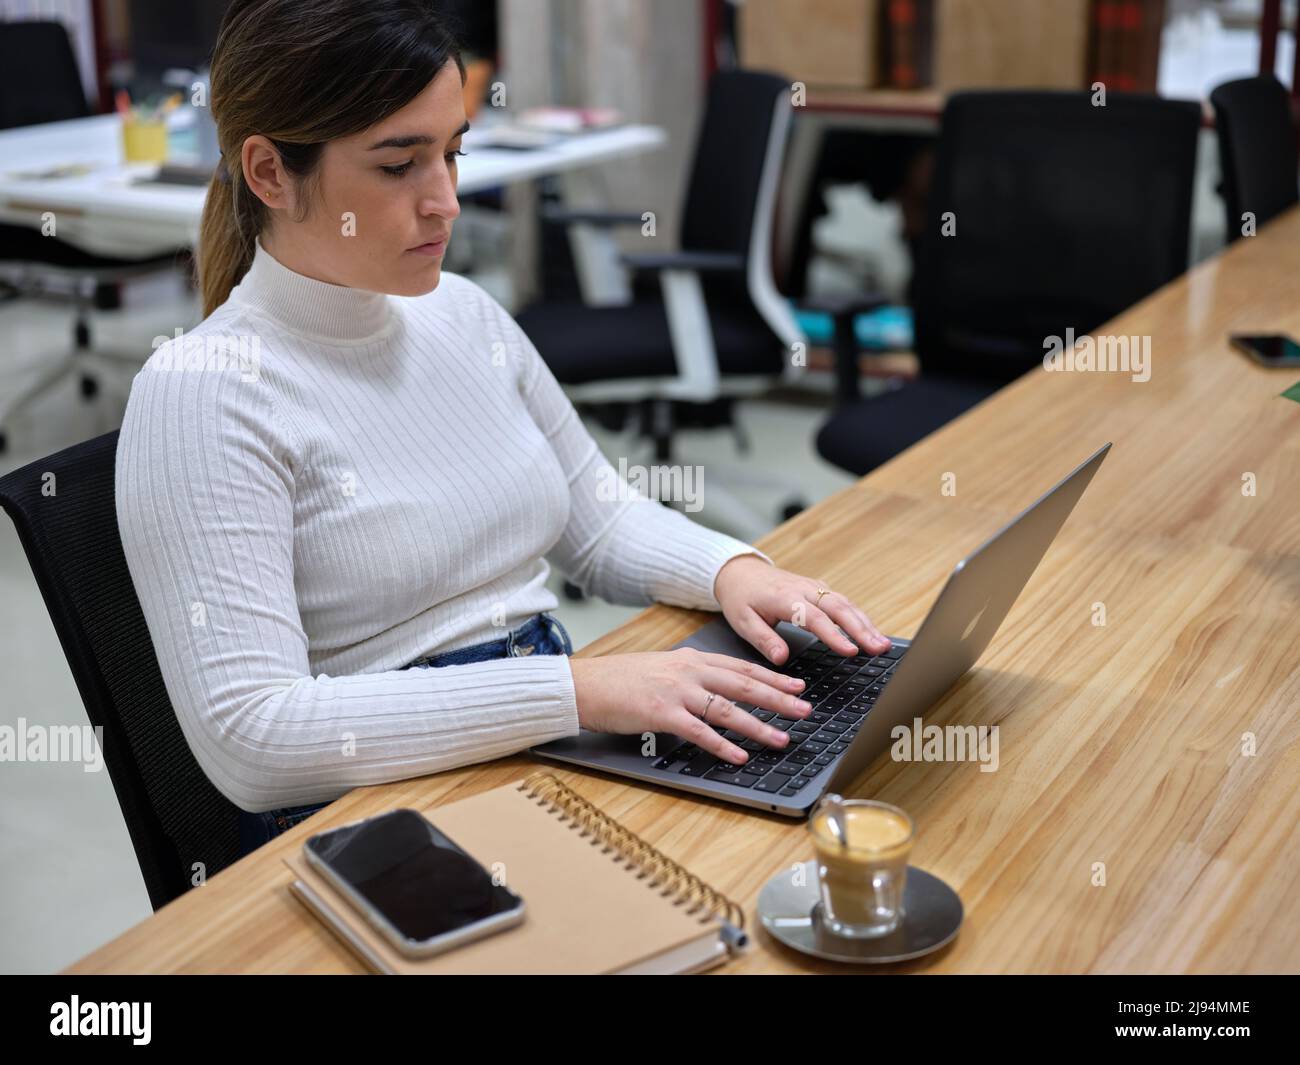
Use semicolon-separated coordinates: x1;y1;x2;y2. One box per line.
397;262;443;295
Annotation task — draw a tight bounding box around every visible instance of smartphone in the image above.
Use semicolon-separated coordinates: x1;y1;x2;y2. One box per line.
303;809;524;958
1230;334;1300;367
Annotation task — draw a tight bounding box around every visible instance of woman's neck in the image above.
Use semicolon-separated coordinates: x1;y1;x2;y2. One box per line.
228;234;395;344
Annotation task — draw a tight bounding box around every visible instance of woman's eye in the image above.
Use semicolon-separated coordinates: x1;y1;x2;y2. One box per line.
382;150;463;177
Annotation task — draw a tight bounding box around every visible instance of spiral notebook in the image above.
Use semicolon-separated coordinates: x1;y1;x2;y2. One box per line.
283;772;748;974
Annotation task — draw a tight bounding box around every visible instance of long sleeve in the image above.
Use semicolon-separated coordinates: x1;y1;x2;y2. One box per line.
504;305;774;609
115;353;580;813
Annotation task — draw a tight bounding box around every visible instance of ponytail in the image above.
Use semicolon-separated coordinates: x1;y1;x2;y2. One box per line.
197;159;256;318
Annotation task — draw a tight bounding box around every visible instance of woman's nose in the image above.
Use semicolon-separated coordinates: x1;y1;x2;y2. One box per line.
420;175;460;220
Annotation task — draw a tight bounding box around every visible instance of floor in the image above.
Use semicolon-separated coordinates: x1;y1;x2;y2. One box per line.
0;272;855;974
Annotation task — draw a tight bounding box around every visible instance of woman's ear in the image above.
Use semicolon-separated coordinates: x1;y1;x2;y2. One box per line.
241;135;292;210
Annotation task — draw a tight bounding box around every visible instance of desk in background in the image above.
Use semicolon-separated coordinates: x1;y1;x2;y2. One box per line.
0;114;666;258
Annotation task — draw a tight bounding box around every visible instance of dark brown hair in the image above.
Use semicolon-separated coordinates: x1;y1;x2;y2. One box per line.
197;0;463;317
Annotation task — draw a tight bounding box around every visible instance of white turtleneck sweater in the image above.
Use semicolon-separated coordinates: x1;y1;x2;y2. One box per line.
115;237;771;813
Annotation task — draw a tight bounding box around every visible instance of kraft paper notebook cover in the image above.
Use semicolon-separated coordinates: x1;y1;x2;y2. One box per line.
282;771;748;974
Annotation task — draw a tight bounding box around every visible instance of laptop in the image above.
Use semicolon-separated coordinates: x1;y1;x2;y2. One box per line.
533;443;1110;817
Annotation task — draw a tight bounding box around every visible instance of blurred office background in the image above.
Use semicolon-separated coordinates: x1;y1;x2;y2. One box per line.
1;0;1297;972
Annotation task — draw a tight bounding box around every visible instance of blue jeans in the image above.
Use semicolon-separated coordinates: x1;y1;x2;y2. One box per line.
235;611;573;858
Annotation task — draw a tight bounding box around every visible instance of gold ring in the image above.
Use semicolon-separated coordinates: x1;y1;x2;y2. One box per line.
815;587;829;606
701;692;718;722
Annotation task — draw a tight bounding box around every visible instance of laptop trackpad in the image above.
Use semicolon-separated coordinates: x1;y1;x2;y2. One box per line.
534;620;812;759
672;618;812;663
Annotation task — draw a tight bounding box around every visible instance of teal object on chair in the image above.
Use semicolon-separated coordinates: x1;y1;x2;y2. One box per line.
793;302;913;351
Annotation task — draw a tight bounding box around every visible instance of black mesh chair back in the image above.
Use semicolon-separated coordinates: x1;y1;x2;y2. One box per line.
679;69;789;305
1210;74;1299;242
0;432;243;911
913;91;1201;383
0;20;90;129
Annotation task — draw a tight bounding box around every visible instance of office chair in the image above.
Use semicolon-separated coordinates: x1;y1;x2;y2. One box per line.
0;431;244;911
1209;74;1299;243
816;91;1201;476
0;20;190;455
516;70;806;541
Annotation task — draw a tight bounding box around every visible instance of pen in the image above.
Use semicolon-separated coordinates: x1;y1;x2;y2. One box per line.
719;920;749;954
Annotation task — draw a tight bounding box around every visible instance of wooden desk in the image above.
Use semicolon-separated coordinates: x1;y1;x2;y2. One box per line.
67;209;1300;974
805;88;946;133
802;87;1216;129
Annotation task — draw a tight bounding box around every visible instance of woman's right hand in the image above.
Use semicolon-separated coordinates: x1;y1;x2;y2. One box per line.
567;648;813;767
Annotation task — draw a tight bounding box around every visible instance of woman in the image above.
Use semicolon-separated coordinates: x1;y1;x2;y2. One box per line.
114;0;890;857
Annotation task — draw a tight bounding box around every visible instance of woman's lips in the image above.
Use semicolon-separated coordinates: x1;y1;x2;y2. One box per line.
409;239;447;257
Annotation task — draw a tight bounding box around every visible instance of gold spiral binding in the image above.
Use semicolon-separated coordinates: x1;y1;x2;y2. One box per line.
518;771;745;930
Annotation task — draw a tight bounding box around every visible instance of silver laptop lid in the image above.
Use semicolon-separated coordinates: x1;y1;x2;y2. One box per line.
824;442;1111;795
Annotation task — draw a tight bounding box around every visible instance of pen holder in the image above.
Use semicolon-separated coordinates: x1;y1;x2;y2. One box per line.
121;118;169;163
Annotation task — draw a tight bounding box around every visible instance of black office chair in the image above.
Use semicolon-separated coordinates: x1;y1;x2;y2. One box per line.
0;431;243;911
516;70;807;539
1209;73;1299;243
816;91;1201;476
0;20;190;455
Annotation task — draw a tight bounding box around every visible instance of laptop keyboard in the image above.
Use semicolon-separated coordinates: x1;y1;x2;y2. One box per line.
651;639;907;798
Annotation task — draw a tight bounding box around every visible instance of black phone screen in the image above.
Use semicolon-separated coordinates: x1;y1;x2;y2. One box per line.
1231;334;1300;366
305;809;519;942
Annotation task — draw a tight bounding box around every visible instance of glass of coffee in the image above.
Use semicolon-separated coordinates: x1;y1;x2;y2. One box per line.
809;795;913;938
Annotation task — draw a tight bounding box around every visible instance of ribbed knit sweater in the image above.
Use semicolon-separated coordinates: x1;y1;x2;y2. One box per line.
115;236;769;812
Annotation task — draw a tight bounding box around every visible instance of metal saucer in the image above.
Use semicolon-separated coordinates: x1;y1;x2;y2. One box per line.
757;859;963;964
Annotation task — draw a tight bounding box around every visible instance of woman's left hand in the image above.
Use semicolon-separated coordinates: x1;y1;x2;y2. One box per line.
712;554;891;666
